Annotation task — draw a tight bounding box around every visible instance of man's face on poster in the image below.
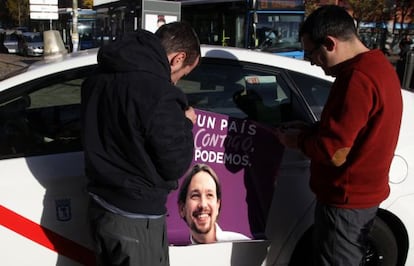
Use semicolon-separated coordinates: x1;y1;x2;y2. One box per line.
179;171;221;237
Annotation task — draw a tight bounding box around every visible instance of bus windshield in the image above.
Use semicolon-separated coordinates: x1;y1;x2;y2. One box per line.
251;11;303;54
181;0;305;59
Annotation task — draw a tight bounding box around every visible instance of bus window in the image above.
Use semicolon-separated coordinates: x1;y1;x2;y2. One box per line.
252;12;303;54
59;9;98;51
181;1;246;47
181;0;305;58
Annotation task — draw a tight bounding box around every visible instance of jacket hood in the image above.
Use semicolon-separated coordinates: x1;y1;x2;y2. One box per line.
97;30;170;81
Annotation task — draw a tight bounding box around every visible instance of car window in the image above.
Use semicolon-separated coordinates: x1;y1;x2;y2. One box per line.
287;70;332;120
177;58;314;127
0;58;331;159
0;67;95;159
32;35;43;42
5;34;19;42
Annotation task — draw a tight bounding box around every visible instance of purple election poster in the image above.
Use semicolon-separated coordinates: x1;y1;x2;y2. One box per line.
166;109;284;245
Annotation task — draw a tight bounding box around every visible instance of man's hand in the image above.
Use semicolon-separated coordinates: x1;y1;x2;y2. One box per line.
274;127;302;149
185;106;197;125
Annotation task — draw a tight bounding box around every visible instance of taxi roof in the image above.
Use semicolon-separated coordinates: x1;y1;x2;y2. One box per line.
0;45;333;93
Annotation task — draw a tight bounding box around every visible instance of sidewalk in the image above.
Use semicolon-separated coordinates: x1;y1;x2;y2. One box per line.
0;53;41;80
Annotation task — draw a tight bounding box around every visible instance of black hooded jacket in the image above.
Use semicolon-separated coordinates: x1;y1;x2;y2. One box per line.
81;30;194;215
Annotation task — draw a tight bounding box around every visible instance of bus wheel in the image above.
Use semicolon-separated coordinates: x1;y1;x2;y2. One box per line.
364;216;398;266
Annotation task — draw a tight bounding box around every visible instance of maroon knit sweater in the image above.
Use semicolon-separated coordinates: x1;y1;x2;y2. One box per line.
299;49;403;208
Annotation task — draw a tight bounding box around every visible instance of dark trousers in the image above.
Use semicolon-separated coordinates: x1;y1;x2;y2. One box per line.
88;201;169;266
313;201;378;266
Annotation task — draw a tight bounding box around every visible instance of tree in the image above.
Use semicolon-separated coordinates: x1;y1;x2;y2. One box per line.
82;0;93;9
348;0;385;30
394;0;414;35
6;0;30;27
304;0;320;17
0;0;12;27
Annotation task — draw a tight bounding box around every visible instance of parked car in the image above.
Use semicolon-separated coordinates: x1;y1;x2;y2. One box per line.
0;46;413;266
2;30;22;54
18;32;44;57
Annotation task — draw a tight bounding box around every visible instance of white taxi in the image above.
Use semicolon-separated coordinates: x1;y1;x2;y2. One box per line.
0;46;413;266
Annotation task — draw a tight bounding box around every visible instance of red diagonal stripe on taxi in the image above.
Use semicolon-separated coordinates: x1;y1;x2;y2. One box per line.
0;205;95;265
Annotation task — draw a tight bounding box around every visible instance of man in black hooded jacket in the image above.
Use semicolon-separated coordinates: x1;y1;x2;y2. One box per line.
81;22;200;266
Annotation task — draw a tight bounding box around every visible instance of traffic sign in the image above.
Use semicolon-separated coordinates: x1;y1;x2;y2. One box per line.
29;0;58;20
30;0;57;4
30;5;58;12
30;12;58;20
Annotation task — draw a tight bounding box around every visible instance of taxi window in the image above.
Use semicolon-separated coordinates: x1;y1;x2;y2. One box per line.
0;68;93;159
177;58;309;127
287;70;332;120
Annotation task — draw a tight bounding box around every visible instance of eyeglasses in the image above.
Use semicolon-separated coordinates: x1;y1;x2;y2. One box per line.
303;45;321;62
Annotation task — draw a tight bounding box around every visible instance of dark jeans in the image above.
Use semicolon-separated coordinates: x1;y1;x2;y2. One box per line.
88;201;169;266
313;201;378;266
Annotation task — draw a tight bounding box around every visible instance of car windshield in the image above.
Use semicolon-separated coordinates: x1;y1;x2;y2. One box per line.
5;34;19;42
23;34;43;43
32;35;43;42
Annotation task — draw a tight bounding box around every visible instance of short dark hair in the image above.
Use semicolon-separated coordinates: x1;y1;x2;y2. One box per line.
178;164;222;207
155;21;201;67
299;5;357;46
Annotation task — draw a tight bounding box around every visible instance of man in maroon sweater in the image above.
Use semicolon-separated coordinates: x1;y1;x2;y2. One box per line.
276;5;402;266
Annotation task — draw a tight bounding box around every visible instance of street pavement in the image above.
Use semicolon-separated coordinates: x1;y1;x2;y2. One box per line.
0;52;42;80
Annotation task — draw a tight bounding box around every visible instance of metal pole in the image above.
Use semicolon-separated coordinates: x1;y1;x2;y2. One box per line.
402;51;414;90
71;0;79;52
